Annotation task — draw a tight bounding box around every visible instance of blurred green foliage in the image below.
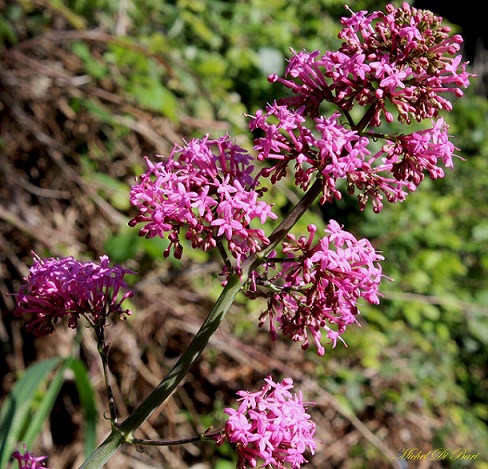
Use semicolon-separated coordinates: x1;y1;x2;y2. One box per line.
0;356;97;467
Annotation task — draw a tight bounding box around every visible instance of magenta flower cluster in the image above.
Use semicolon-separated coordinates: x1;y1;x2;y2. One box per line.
13;253;135;336
251;104;456;212
129;134;277;267
215;376;316;469
247;221;383;355
12;445;51;469
251;2;473;212
383;117;455;185
269;2;472;125
250;106;371;198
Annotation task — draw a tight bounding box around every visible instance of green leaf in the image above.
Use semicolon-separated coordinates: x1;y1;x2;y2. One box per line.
22;359;70;448
0;17;18;44
71;41;108;79
403;304;422;327
104;230;140;263
88;172;130;211
215;459;237;469
0;357;63;468
0;356;99;464
75;98;116;125
69;358;98;457
127;79;178;121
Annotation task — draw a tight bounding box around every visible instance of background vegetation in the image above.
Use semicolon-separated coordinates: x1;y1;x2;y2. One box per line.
1;0;487;468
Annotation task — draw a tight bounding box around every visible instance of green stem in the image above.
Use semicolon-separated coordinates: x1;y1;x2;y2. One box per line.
79;179;323;469
79;431;126;469
130;428;223;447
118;273;243;434
79;274;243;469
96;324;118;424
256;179;323;258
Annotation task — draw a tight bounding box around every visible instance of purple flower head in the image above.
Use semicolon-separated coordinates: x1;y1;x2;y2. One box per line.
253;3;473;213
248;221;384;356
13;253;135;336
251;106;373;201
215;376;316;469
269;2;474;125
383;118;457;185
129;134;277;269
250;104;408;212
12;445;51;469
343;118;457;212
251;95;459;213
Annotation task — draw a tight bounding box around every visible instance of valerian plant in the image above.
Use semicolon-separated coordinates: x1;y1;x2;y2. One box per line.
10;3;473;468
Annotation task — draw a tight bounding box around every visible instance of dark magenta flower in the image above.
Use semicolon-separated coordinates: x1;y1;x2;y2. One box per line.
13;253;135;336
252;62;462;213
215;376;316;469
12;445;51;469
250;106;382;204
269;2;474;125
382;118;456;185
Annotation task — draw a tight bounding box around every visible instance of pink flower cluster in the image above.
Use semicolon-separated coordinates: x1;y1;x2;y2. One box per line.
13;253;135;336
351;117;456;212
383;117;455;184
251;102;457;212
251;105;407;211
129;134;277;267
215;376;316;469
249;1;469;213
247;221;383;355
251;105;371;196
12;445;51;469
269;2;473;125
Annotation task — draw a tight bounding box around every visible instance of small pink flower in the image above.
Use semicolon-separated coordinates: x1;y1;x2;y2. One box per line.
215;376;316;469
12;253;135;336
12;445;51;469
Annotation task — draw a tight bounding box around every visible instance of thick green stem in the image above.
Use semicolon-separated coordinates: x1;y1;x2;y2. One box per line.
79;179;323;469
118;273;243;434
79;431;126;469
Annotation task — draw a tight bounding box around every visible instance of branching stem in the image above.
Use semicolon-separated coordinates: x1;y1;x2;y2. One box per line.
79;178;323;468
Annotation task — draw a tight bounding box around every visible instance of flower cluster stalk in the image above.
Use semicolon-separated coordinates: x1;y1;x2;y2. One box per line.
79;176;323;468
